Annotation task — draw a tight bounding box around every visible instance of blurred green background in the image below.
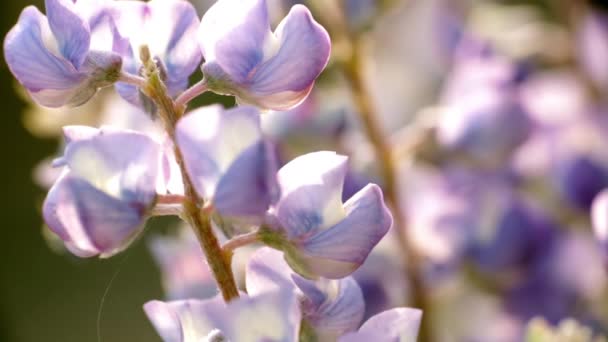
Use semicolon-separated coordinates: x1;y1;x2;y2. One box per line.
0;1;164;341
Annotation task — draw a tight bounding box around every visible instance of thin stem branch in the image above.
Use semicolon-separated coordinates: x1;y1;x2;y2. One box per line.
140;46;240;302
156;194;187;205
222;230;260;252
118;71;146;88
175;79;209;109
341;35;433;342
151;204;183;217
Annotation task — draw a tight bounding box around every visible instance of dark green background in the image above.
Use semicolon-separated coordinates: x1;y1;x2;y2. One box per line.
0;1;165;341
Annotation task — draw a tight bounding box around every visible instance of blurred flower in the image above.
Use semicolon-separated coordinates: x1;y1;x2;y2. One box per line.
198;0;330;110
145;290;301;342
262;151;392;279
112;0;201;107
247;247;365;340
4;0;123;107
43;126;161;257
176;105;277;221
591;189;608;268
525;317;605;342
148;227;216;300
437;40;531;165
578;11;608;92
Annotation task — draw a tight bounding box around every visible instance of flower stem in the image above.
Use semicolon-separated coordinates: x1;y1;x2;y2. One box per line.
140;46;240;302
175;79;209;109
118;71;147;88
222;230;260;253
342;39;432;342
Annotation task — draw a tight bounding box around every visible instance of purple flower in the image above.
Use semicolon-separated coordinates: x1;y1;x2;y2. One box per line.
112;0;202;107
43;126;161;257
437;41;531;165
4;0;123;107
148;227;216;300
198;0;331;110
263;151;392;279
175;105;277;221
247;247;365;339
144;290;301;342
592;189;608;268
339;308;422;342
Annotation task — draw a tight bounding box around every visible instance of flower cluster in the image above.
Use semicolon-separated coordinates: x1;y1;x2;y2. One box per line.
8;0;608;341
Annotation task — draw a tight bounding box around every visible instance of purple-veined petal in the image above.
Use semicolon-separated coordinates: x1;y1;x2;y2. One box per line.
176;105;274;218
288;184;392;279
275;151;348;240
4;7;86;99
43;172;148;257
143;300;183;342
339;308;422;342
248;5;331;109
592;189;608;267
146;0;201;83
199;0;271;84
246;247;296;296
45;0;91;68
203;290;301;342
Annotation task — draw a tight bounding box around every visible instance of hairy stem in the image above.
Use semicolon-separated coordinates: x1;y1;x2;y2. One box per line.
342;39;432;342
175;79;209;109
222;230;260;253
140;47;239;302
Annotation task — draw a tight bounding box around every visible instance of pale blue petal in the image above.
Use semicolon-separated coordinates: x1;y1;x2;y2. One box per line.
45;0;91;68
339;308;422;342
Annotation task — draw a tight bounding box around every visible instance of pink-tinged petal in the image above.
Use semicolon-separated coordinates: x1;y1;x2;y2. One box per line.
43;172;147;257
176;105;275;219
288;184;392;279
248;5;331;109
45;0;91;68
591;189;608;267
275;151;348;240
4;7;86;93
339;308;422;342
199;0;271;83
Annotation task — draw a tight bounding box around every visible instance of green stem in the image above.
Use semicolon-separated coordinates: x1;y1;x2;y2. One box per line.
140;47;239;302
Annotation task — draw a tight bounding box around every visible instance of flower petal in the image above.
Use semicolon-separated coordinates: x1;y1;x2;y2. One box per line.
248;5;330;109
62;128;160;202
43;172;147;257
176;105;273;218
147;0;201;84
289;184;392;279
199;0;271;84
339;308;422;342
45;0;91;68
203;290;301;342
592;189;608;267
275;151;348;240
4;7;86;104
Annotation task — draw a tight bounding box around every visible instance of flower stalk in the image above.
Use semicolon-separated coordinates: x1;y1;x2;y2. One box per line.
139;46;240;302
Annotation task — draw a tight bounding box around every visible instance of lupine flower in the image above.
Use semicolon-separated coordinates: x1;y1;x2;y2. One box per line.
148;227;216;300
338;307;422;342
176;105;277;221
144;290;301;342
198;0;330;110
247;247;365;340
437;40;531;165
591;189;608;268
262;151;392;279
43;126;161;257
112;0;202;107
577;11;608;92
4;0;123;107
